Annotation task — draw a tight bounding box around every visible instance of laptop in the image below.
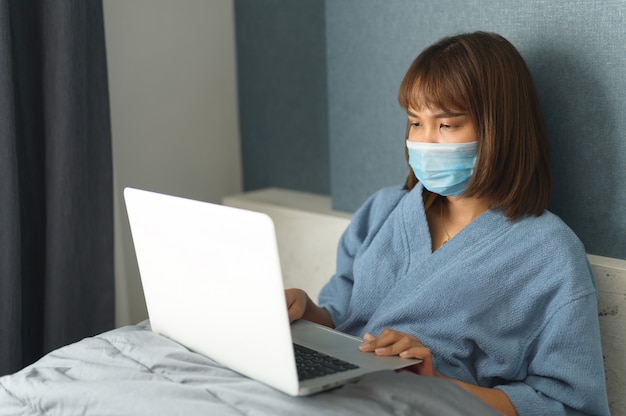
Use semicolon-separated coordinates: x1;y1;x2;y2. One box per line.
123;187;420;396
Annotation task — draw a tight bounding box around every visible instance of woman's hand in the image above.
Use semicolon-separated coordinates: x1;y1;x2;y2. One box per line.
285;288;309;322
284;288;335;328
358;328;438;377
359;328;517;415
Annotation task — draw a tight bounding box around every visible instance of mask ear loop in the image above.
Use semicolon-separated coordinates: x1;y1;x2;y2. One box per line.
403;119;410;161
403;120;418;190
405;118;438;208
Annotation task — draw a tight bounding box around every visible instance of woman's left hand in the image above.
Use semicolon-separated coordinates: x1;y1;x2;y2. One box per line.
358;328;439;377
360;329;517;415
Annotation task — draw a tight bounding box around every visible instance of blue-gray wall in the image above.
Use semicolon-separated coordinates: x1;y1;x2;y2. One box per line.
235;0;626;260
234;0;329;195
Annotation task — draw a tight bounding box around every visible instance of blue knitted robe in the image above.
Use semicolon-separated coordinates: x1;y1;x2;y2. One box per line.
318;184;609;416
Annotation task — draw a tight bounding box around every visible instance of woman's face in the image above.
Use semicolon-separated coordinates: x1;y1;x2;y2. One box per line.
406;107;477;144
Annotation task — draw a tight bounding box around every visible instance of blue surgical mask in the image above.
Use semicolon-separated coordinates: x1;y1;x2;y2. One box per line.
406;140;478;196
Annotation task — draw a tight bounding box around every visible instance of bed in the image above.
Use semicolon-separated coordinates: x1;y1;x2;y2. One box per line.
4;188;623;415
0;320;501;416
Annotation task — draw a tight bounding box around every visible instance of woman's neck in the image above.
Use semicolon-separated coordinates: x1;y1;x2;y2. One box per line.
442;195;490;233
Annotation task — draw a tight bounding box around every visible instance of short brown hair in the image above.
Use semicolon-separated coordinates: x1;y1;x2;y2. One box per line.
398;32;551;220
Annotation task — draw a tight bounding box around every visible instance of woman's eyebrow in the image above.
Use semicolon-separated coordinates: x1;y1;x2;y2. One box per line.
407;110;465;118
434;112;465;118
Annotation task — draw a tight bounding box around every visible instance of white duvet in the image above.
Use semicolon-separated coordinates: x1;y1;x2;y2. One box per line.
0;321;500;416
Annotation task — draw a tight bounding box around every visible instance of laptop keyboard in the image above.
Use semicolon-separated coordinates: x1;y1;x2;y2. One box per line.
293;343;360;381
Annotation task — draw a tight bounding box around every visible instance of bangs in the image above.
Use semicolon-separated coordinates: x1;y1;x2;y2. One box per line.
398;46;472;114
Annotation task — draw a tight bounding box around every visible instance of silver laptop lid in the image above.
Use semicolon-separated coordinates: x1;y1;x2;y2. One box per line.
124;187;300;395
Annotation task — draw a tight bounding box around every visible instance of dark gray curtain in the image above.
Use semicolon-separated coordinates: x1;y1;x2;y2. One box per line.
0;0;114;375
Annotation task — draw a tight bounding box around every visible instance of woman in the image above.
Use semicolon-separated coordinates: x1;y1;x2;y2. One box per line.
286;32;609;415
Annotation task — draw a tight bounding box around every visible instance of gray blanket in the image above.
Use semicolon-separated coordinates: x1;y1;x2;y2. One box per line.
0;322;500;415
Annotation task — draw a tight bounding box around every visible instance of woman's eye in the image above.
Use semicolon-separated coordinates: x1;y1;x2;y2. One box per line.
440;123;454;129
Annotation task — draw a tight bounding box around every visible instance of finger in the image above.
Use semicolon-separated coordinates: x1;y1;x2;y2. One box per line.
284;289;298;306
359;333;375;352
374;338;414;356
285;290;304;322
287;308;299;323
400;347;435;377
372;330;421;356
360;329;406;353
399;346;429;360
287;302;305;322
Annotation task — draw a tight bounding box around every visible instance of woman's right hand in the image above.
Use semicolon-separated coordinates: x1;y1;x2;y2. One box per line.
285;288;309;322
284;288;335;328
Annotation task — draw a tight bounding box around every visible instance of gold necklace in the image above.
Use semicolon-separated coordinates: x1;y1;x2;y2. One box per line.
440;200;452;244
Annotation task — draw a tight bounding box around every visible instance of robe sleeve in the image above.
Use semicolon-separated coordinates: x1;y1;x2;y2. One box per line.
495;292;610;416
318;186;407;326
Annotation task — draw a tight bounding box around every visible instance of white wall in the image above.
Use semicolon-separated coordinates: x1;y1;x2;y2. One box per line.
103;0;242;326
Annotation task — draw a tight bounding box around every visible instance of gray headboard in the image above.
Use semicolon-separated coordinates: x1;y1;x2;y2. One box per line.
235;0;626;260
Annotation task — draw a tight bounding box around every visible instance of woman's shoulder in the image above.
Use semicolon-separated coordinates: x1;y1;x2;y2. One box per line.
514;209;584;249
506;209;595;289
